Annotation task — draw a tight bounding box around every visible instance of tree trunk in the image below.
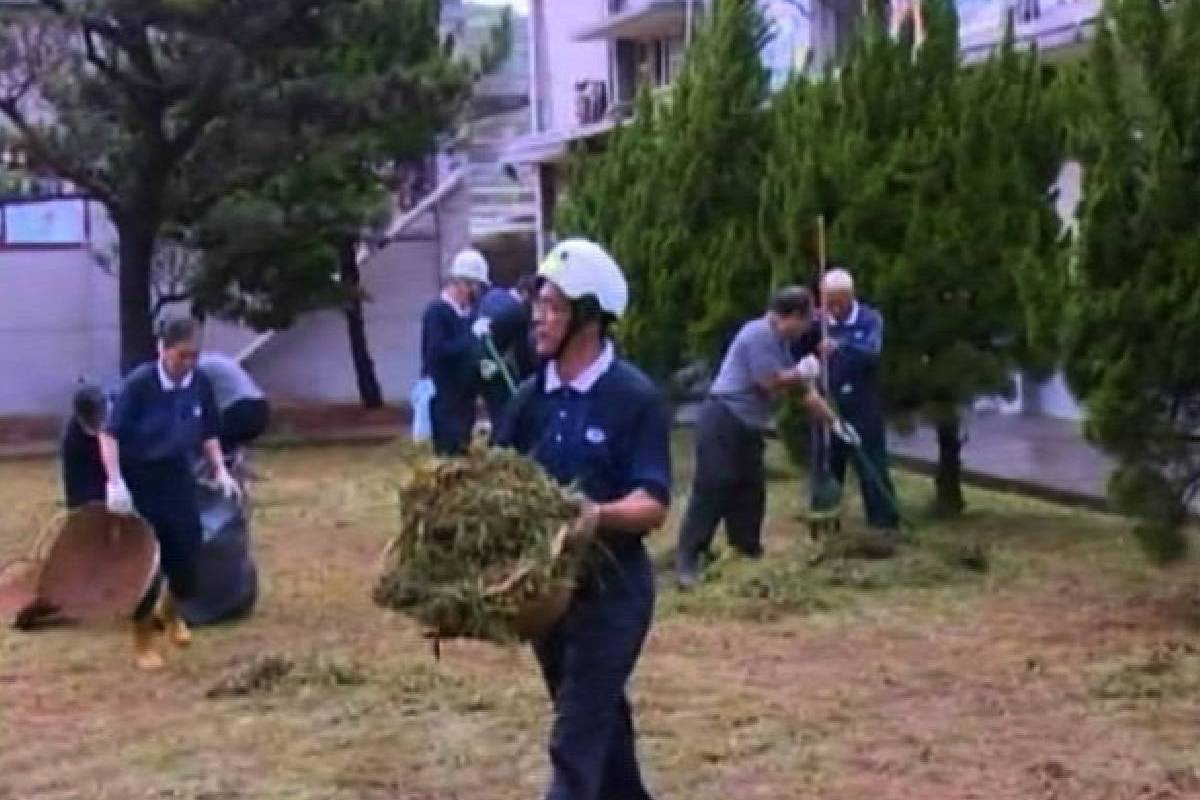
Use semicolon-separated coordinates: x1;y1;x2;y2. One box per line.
338;238;384;409
933;415;966;517
116;220;158;375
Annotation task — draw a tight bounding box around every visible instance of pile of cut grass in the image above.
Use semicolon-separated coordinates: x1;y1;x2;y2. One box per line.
373;445;581;643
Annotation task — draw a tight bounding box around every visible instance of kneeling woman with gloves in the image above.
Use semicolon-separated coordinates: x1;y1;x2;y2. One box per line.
100;316;241;670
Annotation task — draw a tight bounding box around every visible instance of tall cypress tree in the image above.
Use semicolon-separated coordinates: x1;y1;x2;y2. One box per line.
556;0;771;378
1062;0;1200;560
760;0;1065;515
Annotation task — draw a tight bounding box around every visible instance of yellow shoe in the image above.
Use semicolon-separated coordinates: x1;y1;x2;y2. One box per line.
132;618;165;671
157;591;192;648
167;617;192;648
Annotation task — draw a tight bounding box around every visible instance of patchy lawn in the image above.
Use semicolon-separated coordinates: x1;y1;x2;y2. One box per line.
2;438;1200;800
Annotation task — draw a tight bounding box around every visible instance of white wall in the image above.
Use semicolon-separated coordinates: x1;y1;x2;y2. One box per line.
0;202;120;415
0;181;467;415
538;0;610;134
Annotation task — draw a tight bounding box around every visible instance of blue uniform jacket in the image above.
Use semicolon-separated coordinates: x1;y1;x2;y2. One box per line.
826;301;885;424
476;287;536;378
105;363;220;466
420;298;481;403
496;356;672;562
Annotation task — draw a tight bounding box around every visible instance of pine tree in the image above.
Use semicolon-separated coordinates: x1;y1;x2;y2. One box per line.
556;0;771;378
760;0;1066;515
0;0;469;373
1062;0;1200;559
189;0;471;408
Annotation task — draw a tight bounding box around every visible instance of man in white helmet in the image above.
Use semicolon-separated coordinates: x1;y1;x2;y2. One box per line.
419;248;490;455
496;238;671;800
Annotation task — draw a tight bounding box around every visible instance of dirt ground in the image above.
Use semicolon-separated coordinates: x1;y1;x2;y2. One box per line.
3;440;1200;800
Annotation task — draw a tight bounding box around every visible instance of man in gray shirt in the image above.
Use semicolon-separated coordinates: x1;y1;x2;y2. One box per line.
676;286;857;589
198;352;270;456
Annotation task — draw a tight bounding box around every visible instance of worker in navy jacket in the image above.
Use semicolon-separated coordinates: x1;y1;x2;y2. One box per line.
497;238;671;800
60;383;108;510
817;268;900;532
100;316;242;670
472;274;537;425
420;248;490;455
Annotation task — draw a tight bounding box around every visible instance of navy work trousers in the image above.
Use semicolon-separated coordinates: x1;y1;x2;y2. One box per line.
677;399;768;561
534;546;656;800
124;458;202;603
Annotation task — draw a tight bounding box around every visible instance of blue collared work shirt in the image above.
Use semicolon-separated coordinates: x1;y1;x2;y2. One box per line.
106;362;220;465
498;356;672;557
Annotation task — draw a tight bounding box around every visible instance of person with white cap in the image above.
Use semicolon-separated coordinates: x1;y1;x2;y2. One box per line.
817;267;899;533
419;248;490;455
496;238;671;800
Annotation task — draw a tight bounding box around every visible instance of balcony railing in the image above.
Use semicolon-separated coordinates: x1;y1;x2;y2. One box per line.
574;80;609;126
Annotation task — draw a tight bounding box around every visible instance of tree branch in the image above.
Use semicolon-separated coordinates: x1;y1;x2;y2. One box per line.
152;290;191;318
0;97;118;209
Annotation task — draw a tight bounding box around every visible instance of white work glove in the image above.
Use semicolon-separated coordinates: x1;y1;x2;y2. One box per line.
106;478;134;516
831;419;862;447
472;317;492;339
215;467;243;503
797;354;821;381
480;359;499;381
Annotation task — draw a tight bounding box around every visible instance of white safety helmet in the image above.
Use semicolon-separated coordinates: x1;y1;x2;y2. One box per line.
537;238;628;319
448;248;490;285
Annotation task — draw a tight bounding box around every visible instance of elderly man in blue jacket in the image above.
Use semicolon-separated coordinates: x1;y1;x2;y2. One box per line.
817;268;900;533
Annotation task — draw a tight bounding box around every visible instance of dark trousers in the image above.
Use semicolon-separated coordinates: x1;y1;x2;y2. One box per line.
677;400;767;563
534;548;656;800
481;376;512;428
124;459;202;604
430;392;474;456
815;410;899;529
219;397;270;454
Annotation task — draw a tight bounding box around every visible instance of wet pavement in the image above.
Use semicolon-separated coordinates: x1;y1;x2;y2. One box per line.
888;412;1112;510
676;402;1112;510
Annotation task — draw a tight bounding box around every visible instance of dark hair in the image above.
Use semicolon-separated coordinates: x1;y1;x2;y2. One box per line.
769;286;813;318
516;274;538;298
157;315;199;348
72;383;106;426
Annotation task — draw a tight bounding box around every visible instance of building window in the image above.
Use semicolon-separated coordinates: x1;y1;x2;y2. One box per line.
658;36;686;85
0;198;91;248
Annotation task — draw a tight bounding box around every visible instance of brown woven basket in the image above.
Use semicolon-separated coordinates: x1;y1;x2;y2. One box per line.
1;504;160;624
481;523;578;641
0;558;38;616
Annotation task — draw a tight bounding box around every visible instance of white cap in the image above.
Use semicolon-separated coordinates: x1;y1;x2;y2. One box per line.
448;248;490;285
821;268;855;293
537;238;628;318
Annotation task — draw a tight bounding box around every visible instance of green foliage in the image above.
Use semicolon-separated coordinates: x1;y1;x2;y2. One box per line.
763;1;1065;432
191;0;471;330
474;6;513;77
0;0;470;368
1063;0;1200;539
556;0;771;377
752;0;1068;517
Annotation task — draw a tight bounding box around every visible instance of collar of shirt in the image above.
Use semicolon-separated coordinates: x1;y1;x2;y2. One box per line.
441;289;470;318
544;340;614;394
157;360;194;391
829;301;860;327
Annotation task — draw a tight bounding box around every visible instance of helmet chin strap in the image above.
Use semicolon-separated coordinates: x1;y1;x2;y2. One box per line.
552;302;587;363
551;299;606;364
